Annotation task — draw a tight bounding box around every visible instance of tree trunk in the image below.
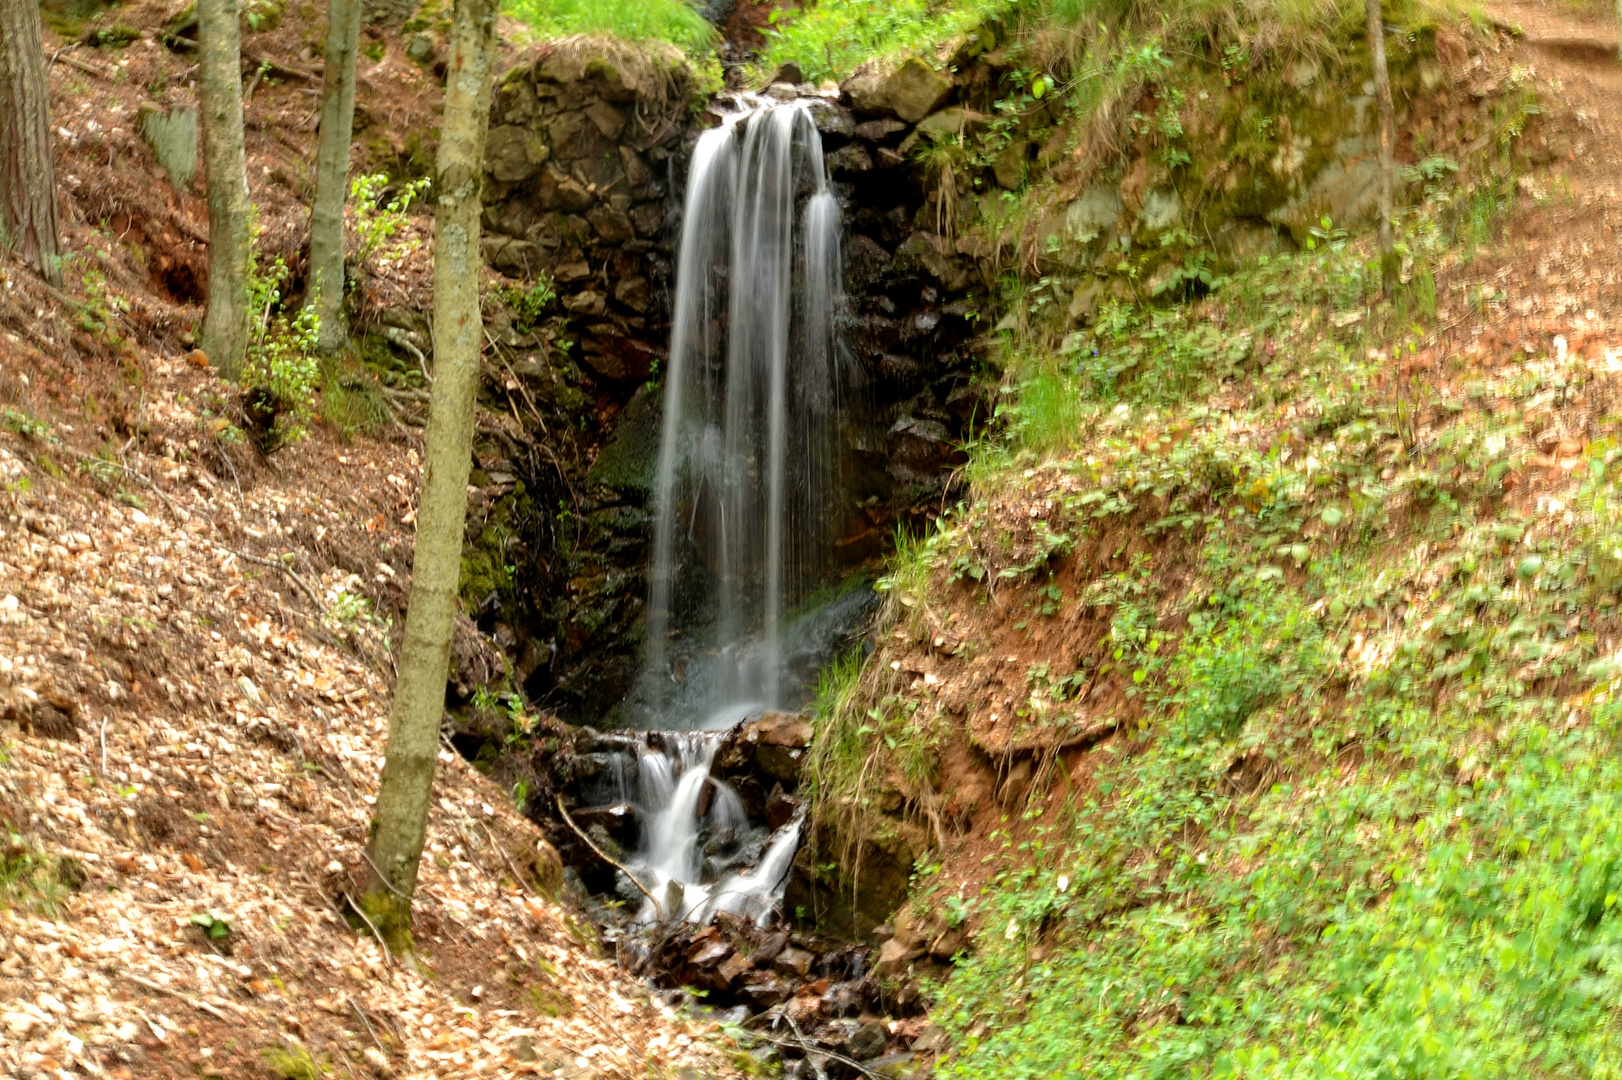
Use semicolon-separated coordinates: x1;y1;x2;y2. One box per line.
361;0;497;958
1366;0;1398;290
198;0;252;378
307;0;365;353
0;0;61;285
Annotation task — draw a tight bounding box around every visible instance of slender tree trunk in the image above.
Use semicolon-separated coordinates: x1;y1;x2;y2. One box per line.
0;0;62;285
1366;0;1397;290
307;0;364;353
198;0;252;378
361;0;497;957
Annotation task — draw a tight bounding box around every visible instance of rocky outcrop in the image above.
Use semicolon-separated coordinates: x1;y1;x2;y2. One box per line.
481;38;695;385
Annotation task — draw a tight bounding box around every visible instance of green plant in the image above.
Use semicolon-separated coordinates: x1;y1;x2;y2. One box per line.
503;0;716;51
240;249;320;452
190;909;233;943
350;173;431;269
493;275;558;331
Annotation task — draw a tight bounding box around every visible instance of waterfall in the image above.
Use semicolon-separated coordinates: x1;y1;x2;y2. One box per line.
590;101;844;927
606;731;804;926
642;101;846;731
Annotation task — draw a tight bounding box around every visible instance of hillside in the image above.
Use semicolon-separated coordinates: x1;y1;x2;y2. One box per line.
0;3;743;1078
795;0;1622;1076
3;0;1622;1075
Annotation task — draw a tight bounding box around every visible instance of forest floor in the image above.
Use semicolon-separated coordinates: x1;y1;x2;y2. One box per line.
0;5;746;1080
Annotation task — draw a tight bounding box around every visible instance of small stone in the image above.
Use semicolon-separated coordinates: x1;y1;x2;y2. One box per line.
772;945;814;978
405;33;433;62
511;1035;537;1062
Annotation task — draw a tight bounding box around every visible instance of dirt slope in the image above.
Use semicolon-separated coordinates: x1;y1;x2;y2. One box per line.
0;6;741;1080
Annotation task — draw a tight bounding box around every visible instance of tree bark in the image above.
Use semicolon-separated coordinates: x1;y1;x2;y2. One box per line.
198;0;253;378
1366;0;1398;290
0;0;62;285
361;0;497;957
307;0;365;353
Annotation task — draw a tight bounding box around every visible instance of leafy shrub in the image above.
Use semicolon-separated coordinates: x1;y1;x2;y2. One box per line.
493;275;558;331
350;172;431;270
241;254;320;453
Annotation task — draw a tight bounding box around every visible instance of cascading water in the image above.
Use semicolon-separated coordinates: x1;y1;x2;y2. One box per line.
596;100;847;926
642;99;846;730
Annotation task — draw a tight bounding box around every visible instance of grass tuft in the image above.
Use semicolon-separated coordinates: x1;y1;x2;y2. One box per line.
503;0;716;52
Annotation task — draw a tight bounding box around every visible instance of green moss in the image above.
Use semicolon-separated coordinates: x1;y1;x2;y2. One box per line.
354;888;415;959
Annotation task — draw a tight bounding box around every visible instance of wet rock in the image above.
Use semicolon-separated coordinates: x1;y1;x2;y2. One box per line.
740;977;792;1008
806;98;855;137
821;980;862;1017
764;786;801;830
825;143;874;174
754;930;790;968
614;275;652;312
888;416;954;468
570;802;636;845
688;938;733;968
718;951;753;984
847;1021;888;1061
773;945;815;978
770;61;804;84
614;869;645;904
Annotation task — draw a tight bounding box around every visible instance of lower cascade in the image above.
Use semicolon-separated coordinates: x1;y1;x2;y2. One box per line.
588;731;805;925
588;99;850;926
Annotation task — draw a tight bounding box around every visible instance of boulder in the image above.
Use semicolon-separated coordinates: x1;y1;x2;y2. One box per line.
825;143;874;174
750;711;813;747
993;139;1031;189
842;69;891;115
855;118;908;141
773;945;815;978
915;106;987;141
874;937;912;977
486;124;549;182
846;1022;889;1061
884;57;953;123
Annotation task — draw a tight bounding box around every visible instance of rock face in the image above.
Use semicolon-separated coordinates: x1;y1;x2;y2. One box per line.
480;38;693;388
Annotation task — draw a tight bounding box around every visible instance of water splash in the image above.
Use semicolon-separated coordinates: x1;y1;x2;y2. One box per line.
616;732;803;926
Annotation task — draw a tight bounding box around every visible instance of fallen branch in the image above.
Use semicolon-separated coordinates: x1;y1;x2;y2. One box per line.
556;795;664;919
121;973;237;1023
341;892;395;969
747;1014;885;1079
221;545;326;610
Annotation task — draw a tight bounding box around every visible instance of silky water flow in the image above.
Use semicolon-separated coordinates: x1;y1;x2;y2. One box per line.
596;102;846;925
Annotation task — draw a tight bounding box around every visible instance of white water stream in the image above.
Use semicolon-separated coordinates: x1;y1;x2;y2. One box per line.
606;100;845;925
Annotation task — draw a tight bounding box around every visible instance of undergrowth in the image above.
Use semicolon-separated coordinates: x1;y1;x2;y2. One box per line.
503;0;715;51
808;142;1622;1072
